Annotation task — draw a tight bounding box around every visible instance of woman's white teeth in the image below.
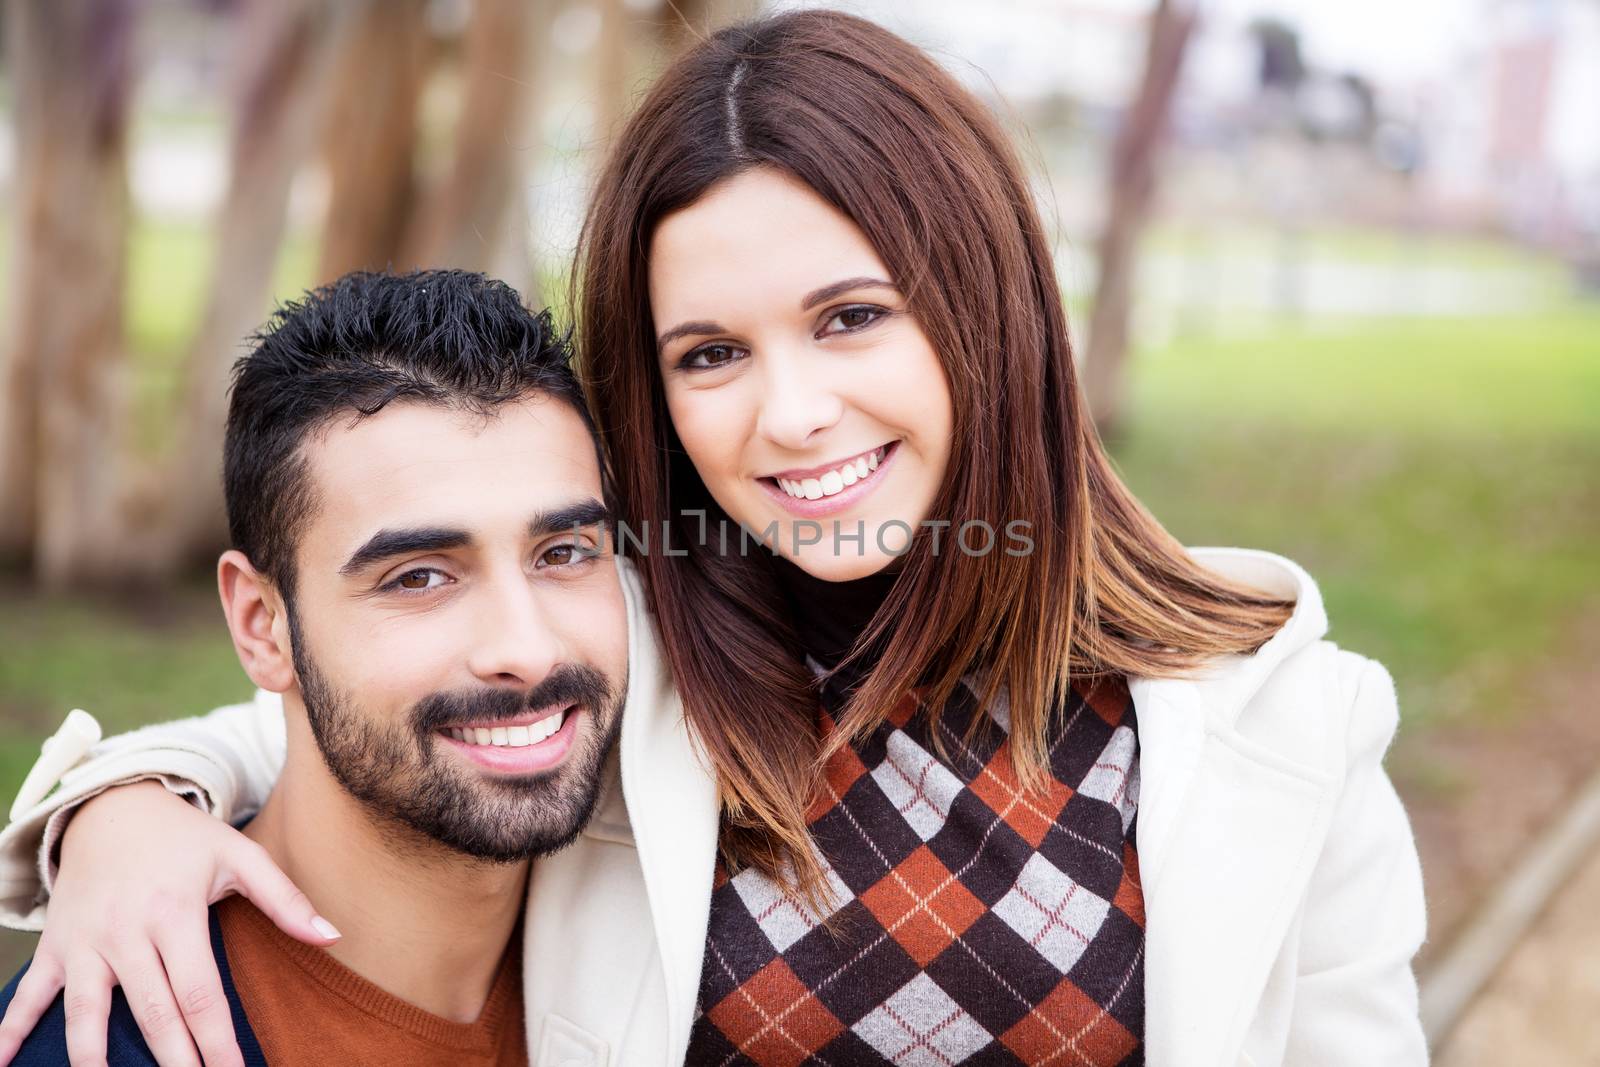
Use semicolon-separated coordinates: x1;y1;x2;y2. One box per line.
777;447;885;499
450;711;565;748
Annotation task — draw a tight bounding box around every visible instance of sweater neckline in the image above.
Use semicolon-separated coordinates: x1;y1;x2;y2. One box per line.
218;895;521;1051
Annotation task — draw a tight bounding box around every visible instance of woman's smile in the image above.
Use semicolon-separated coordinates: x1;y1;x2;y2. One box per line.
759;441;897;517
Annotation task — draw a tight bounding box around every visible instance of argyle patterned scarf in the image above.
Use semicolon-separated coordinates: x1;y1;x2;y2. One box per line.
685;567;1146;1066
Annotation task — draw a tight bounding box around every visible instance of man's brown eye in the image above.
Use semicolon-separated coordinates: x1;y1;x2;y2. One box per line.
545;545;575;565
397;570;432;589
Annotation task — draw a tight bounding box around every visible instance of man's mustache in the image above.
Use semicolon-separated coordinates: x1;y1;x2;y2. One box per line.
411;664;616;735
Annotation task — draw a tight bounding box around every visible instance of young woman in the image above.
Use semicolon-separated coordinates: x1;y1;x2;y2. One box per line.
0;10;1426;1066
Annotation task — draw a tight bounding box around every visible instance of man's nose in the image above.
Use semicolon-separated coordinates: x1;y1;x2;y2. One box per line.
464;577;564;689
754;349;845;451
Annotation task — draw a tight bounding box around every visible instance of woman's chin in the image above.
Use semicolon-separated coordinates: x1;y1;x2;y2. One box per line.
781;544;905;582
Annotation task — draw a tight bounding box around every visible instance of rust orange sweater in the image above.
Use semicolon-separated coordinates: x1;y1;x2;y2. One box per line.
217;895;526;1066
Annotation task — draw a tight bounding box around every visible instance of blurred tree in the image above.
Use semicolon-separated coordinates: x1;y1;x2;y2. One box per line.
657;0;756;55
2;0;729;582
172;0;553;560
652;0;752;54
0;0;141;583
169;0;364;561
401;0;550;273
1248;16;1305;94
1083;0;1196;439
597;0;635;145
316;0;435;279
656;0;710;55
596;0;756;145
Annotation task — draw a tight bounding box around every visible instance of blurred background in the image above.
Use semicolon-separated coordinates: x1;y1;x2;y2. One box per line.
0;0;1595;1058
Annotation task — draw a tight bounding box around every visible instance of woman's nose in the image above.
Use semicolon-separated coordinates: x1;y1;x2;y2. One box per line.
753;351;845;450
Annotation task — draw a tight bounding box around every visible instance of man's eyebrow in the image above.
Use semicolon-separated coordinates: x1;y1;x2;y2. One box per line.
800;277;897;311
339;527;471;576
656;320;726;352
529;500;614;538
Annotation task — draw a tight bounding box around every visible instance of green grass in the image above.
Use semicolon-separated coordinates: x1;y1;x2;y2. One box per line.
1111;308;1600;735
0;583;250;795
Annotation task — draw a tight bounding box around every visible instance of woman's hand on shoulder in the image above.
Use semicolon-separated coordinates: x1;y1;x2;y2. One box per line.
0;780;337;1067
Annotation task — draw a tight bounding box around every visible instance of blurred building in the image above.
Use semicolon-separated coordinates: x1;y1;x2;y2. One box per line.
1414;0;1600;248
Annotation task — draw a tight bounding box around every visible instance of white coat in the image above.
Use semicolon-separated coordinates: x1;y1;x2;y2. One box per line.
0;548;1428;1066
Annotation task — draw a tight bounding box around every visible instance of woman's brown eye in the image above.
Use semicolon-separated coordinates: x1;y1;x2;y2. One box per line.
701;345;735;365
839;307;873;328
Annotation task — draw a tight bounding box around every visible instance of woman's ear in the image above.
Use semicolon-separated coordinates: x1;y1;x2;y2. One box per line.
218;550;297;693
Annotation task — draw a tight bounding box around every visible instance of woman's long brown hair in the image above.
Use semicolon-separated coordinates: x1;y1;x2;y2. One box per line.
576;10;1292;895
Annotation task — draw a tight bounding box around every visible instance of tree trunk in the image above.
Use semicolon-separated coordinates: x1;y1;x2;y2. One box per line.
315;0;434;281
656;0;754;55
401;0;550;274
1083;0;1197;440
169;0;361;562
596;0;633;145
0;0;139;585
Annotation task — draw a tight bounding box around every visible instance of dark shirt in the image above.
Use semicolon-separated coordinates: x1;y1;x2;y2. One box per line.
0;907;267;1066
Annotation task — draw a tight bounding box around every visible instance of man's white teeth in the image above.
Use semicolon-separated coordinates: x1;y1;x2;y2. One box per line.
777;447;886;500
449;711;565;747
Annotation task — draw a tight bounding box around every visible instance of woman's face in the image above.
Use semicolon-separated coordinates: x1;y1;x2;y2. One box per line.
649;168;955;582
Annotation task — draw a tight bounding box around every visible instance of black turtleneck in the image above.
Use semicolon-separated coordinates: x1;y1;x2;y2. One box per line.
770;555;899;707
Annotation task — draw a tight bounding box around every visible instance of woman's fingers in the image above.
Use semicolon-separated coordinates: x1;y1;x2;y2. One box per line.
218;839;339;947
0;952;65;1065
151;918;242;1067
100;941;200;1067
60;952;114;1067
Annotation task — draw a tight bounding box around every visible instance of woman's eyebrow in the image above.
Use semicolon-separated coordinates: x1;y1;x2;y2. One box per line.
656;320;725;350
800;277;896;311
655;277;897;350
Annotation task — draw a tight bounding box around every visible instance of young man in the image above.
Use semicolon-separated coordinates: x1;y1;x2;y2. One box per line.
0;271;628;1065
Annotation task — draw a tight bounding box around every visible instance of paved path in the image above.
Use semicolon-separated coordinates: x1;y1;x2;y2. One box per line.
1433;840;1600;1065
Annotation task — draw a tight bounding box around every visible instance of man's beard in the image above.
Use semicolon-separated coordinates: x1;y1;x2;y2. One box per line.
289;616;624;863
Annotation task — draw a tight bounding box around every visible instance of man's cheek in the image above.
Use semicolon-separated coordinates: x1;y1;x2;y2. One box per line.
349;646;448;713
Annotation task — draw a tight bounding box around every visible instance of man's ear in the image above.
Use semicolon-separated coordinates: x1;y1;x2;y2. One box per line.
218;550;297;693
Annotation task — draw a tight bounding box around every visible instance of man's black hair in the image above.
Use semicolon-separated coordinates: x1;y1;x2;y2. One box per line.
224;269;593;596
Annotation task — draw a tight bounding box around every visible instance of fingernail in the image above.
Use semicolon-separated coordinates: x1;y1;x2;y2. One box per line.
311;916;342;940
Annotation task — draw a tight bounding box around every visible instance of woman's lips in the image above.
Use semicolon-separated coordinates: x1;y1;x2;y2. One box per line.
758;440;899;519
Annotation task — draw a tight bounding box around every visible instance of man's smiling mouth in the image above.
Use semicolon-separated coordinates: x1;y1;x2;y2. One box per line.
439;706;571;748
